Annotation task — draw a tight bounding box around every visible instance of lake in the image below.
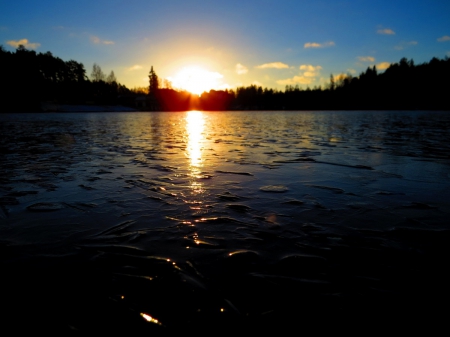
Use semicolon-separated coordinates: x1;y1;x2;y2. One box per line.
1;110;450;333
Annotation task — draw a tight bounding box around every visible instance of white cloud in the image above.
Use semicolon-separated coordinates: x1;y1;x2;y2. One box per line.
128;65;143;71
6;38;40;49
276;64;322;86
303;71;316;77
304;42;321;48
299;64;322;78
437;35;450;42
235;63;248;74
347;68;357;75
299;64;322;71
376;62;391;70
256;62;289;69
277;76;314;85
252;81;263;86
358;56;375;62
377;28;395;35
334;73;349;82
90;36;114;45
304;41;335;48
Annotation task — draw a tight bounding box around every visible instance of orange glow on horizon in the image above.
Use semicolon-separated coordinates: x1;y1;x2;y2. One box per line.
168;66;223;95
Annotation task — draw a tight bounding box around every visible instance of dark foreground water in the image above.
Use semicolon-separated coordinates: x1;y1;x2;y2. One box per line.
1;110;450;334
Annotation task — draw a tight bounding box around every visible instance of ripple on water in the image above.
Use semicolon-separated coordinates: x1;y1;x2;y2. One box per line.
259;185;289;193
217;192;243;201
27;202;64;212
226;204;252;212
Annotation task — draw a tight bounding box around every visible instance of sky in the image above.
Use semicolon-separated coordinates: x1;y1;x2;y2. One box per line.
1;0;450;93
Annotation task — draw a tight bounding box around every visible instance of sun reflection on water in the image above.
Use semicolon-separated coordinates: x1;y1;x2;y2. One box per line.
185;111;207;198
140;313;162;325
186;111;204;168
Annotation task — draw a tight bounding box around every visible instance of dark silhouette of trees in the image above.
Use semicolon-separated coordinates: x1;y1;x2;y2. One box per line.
148;66;159;95
106;71;117;84
217;57;449;111
0;46;133;111
146;66;160;110
200;89;235;110
1;45;449;112
91;63;106;82
156;89;195;111
330;56;450;110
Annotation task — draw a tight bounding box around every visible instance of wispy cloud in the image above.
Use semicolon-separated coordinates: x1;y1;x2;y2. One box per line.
376;62;391;70
205;46;224;58
128;65;143;71
437;35;450;42
299;64;322;77
235;63;248;74
256;62;289;69
358;56;375;62
299;65;322;72
277;76;314;85
278;64;322;86
334;73;350;82
377;28;395;35
6;38;40;49
395;41;418;50
304;41;335;48
90;35;115;45
304;42;321;48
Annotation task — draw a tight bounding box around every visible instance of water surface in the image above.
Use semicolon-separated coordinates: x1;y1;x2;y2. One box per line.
1;110;449;333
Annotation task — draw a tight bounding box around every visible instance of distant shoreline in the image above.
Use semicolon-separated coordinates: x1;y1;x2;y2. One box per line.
1;103;449;113
40;103;137;113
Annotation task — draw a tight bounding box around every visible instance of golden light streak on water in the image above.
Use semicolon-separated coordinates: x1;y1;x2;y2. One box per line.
140;313;162;325
185;111;206;197
186;111;205;168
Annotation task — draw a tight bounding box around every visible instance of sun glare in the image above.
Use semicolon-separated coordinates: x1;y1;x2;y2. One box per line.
170;66;222;95
186;111;204;167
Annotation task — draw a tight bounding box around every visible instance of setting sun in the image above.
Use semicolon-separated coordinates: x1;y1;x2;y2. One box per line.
169;66;223;96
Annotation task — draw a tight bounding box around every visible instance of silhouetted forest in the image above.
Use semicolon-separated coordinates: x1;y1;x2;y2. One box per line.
146;56;450;111
1;45;449;112
0;45;133;112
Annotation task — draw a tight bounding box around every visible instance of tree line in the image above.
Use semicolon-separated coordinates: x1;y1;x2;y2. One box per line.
1;44;449;112
148;56;450;111
0;45;133;112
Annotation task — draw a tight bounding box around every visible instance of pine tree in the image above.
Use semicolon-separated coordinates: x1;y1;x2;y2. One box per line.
148;66;159;95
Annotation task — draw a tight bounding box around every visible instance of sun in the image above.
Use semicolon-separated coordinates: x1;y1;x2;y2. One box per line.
169;66;223;96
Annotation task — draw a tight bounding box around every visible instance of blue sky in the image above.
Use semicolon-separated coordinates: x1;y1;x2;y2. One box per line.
1;0;449;92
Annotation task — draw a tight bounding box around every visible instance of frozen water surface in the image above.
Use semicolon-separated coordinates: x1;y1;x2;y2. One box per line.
1;110;449;333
